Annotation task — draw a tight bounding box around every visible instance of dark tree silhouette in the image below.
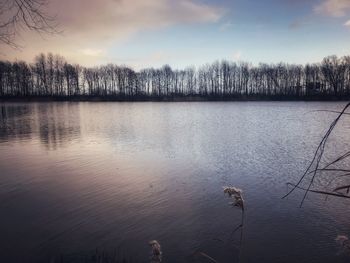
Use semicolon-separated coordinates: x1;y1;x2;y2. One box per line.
0;0;57;48
1;53;350;100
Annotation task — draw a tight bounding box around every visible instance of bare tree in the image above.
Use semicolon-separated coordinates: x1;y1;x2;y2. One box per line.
321;55;347;96
0;0;57;48
1;53;350;99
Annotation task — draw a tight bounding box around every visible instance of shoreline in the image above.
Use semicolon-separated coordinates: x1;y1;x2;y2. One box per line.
1;95;349;102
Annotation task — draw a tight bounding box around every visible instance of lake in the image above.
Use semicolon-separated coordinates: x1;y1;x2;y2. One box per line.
0;101;350;263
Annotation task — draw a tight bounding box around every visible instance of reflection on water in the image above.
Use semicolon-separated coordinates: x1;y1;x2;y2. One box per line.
0;102;350;263
0;103;81;149
0;104;35;142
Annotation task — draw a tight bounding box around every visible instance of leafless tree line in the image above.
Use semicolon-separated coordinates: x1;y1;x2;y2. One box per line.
1;53;350;99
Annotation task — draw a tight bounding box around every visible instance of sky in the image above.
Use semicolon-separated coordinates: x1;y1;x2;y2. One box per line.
1;0;350;70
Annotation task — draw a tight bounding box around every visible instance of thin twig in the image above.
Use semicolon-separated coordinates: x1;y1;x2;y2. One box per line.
196;252;219;263
283;102;350;207
307;110;350;116
287;183;350;199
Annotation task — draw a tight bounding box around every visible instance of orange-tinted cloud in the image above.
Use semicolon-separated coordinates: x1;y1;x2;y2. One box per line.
314;0;350;17
0;0;224;66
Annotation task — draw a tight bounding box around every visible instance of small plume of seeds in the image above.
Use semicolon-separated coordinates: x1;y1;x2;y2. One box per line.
336;235;350;251
149;240;162;263
223;186;244;211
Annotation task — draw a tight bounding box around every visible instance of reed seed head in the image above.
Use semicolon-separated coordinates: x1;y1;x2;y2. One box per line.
149;240;162;262
223;186;244;211
336;235;349;247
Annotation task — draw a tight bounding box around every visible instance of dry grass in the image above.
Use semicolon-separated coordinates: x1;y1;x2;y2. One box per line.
284;102;350;206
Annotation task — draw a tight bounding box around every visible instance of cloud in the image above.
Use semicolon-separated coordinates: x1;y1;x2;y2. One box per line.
314;0;350;17
58;0;223;39
288;17;312;30
0;0;224;66
289;20;304;30
219;21;234;31
129;51;173;70
232;51;242;61
345;20;350;26
79;48;105;57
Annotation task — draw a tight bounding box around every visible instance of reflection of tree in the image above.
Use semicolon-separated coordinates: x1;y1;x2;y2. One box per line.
37;103;81;149
0;104;34;141
0;103;81;149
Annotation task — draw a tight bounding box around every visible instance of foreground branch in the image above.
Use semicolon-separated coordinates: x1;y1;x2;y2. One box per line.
283;102;350;205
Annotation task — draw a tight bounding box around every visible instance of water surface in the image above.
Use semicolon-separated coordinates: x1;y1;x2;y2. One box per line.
0;102;350;263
